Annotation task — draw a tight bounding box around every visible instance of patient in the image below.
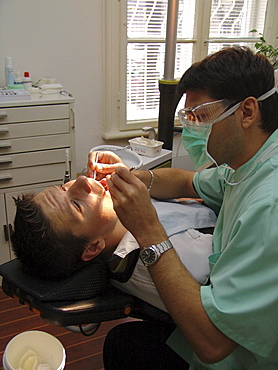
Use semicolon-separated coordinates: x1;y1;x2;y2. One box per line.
12;174;216;311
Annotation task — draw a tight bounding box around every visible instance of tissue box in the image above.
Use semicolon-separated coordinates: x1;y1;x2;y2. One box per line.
129;137;164;157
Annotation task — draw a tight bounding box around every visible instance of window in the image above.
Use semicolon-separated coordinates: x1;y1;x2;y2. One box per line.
126;0;195;123
208;0;268;54
103;0;277;139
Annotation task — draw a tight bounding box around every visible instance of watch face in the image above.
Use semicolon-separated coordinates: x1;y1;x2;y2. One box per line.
141;248;157;265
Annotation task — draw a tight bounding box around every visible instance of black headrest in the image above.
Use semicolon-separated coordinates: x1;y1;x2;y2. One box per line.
0;258;109;302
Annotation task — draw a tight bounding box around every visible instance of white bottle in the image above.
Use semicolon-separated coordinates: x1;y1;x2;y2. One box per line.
22;71;32;91
5;57;14;87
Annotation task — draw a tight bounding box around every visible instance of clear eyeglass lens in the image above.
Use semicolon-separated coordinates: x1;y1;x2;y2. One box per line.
179;99;229;127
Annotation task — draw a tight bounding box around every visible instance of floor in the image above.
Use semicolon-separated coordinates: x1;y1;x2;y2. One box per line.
0;288;136;369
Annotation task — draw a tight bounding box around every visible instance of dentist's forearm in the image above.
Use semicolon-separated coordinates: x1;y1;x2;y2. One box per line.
147;248;238;364
134;168;198;199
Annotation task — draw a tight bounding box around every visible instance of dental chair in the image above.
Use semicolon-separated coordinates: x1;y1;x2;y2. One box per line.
0;257;173;336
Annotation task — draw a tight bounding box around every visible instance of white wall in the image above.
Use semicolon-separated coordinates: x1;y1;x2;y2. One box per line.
0;0;117;174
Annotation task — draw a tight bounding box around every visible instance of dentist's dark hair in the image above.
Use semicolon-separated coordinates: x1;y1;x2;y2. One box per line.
178;46;278;133
11;193;90;280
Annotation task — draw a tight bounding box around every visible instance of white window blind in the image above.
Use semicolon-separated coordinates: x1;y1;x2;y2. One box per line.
126;0;195;123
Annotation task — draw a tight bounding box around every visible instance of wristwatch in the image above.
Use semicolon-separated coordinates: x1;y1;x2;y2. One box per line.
140;240;173;266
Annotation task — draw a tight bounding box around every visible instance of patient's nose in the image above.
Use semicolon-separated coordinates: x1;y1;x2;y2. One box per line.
68;176;92;194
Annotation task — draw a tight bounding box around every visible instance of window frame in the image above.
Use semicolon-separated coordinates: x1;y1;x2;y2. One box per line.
103;0;278;140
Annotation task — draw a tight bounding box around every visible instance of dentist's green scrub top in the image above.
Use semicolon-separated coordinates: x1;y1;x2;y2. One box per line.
167;130;278;369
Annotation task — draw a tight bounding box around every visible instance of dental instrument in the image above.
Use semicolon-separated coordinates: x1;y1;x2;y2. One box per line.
93;151;99;180
64;149;71;183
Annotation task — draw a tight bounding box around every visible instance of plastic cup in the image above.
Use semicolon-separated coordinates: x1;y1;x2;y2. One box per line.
2;330;66;370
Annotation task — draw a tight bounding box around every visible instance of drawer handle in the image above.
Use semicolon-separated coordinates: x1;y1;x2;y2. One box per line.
0;141;11;149
0;111;7;119
0;156;12;164
0;173;12;181
0;127;9;134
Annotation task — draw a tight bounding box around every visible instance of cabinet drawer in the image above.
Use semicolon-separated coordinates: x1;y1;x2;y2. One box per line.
0;133;70;154
0;119;69;139
0;104;70;124
0;163;66;189
0;148;70;170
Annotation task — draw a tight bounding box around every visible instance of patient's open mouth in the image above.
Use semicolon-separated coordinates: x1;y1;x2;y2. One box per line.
99;178;109;191
85;175;108;191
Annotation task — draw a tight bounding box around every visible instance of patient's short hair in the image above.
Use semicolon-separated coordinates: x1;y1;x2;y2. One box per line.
11;193;91;280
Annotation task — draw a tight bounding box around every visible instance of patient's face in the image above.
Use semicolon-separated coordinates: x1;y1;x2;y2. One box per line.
34;176;118;242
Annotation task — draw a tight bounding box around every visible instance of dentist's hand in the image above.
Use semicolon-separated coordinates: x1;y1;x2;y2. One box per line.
107;167;167;247
87;151;126;180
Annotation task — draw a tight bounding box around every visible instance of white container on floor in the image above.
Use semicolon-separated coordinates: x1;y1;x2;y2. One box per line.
2;330;66;370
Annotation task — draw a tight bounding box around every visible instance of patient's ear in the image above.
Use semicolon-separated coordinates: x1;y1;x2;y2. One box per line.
81;239;106;261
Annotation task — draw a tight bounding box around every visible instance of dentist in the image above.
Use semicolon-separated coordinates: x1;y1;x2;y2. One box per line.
101;46;278;369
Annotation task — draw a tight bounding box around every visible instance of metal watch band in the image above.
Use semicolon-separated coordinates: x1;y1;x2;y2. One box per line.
140;240;173;266
156;240;173;254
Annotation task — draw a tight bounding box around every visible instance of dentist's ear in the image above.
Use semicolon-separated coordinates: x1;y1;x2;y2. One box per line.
240;96;260;128
81;239;106;261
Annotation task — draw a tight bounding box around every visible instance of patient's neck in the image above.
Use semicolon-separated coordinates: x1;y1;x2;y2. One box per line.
100;220;127;261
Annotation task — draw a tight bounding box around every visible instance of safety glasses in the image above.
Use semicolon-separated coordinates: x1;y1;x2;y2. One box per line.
178;99;240;128
178;86;277;129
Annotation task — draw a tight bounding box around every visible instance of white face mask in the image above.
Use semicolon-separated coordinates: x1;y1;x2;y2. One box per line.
180;87;277;185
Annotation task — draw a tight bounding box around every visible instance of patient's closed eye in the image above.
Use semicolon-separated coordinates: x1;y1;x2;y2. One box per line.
59;185;81;212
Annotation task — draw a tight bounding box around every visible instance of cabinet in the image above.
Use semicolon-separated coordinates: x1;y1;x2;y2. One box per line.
0;94;75;266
